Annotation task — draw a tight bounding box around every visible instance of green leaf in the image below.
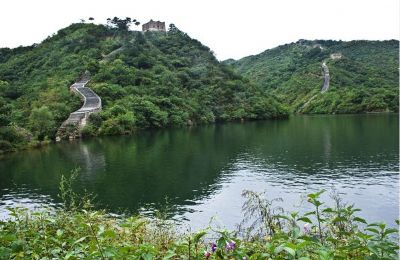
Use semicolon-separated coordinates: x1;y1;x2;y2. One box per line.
275;215;291;221
355;232;373;240
56;229;63;237
103;229;116;238
142;253;154;260
314;200;323;207
365;228;379;234
353;217;367;224
304;211;316;216
318;249;333;260
332;216;347;223
11;240;24;253
378;223;386;230
162;250;176;260
216;249;224;259
283;246;296;256
65;251;75;259
274;246;284;254
217;237;226;248
73;236;87;245
322;208;334;213
193;231;207;244
367;223;381;227
298;217;313;224
383;228;398;237
97;225;105;236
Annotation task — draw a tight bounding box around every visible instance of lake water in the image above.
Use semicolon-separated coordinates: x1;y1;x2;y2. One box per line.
0;114;398;229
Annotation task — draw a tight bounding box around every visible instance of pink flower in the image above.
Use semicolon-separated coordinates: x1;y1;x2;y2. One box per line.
304;223;311;233
204;251;211;259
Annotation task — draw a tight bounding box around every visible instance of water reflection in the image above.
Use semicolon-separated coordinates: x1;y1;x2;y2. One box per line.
0;114;398;228
0;186;57;218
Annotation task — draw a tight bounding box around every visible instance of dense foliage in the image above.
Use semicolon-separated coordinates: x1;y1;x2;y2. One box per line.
0;22;288;153
227;40;399;114
0;176;398;259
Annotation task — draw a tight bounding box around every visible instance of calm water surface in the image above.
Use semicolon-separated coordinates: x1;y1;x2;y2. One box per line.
0;114;398;229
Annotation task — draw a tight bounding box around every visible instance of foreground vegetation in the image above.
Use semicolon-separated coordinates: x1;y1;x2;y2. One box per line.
227;39;399;114
0;21;288;153
0;174;398;259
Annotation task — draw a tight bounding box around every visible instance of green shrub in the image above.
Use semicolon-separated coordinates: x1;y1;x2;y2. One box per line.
81;124;97;137
0;140;13;152
0;184;398;259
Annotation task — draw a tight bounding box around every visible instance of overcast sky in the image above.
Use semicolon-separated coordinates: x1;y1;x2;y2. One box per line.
0;0;398;60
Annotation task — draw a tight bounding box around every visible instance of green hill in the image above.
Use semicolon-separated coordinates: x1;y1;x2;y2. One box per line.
0;22;288;152
227;39;399;114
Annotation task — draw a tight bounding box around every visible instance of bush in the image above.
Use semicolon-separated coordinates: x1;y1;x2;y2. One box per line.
29;106;55;141
0;186;398;259
0;140;13;152
81;124;97;137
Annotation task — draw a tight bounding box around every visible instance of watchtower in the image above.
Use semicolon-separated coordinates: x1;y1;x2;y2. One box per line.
142;19;166;32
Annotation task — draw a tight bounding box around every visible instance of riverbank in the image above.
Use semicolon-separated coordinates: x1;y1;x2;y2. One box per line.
1;115;290;155
2;111;396;155
0;138;51;155
0;188;398;259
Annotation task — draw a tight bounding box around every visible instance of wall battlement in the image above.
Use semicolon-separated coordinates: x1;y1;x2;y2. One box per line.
142;19;166;32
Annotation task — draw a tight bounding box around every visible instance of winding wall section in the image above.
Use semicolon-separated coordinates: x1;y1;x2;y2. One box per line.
321;61;330;93
57;73;101;140
297;60;331;113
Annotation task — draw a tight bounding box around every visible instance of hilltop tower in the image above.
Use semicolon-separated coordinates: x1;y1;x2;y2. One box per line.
142;19;166;32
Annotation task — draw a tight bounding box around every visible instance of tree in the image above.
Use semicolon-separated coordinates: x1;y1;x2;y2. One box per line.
107;17;136;31
168;23;178;33
88;17;94;21
29;106;55;141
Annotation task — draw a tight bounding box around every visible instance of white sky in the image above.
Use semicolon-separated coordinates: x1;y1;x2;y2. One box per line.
0;0;398;60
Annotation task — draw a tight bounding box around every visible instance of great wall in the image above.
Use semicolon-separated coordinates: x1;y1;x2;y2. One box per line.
56;72;101;141
296;47;342;113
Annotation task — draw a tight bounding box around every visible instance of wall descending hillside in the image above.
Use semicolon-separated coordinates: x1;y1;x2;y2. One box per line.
228;40;399;114
56;72;101;140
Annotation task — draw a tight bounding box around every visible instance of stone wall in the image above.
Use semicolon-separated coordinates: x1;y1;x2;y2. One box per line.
142;20;166;32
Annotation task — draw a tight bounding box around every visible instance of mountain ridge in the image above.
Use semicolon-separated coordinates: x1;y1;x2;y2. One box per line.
226;39;399;114
0;22;288;152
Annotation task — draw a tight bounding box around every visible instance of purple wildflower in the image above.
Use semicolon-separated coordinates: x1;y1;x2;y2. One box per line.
243;257;248;260
204;251;211;259
225;241;236;250
211;242;217;252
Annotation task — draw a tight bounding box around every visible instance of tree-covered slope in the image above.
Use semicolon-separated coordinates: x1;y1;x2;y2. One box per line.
227;40;399;114
0;23;288;152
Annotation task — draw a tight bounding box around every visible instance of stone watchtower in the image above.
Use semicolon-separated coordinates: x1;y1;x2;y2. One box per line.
142;19;166;32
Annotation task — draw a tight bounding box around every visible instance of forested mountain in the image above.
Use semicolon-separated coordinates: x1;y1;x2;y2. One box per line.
0;23;288;152
227;40;399;114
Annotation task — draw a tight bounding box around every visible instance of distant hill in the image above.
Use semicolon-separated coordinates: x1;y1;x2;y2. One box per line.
227;40;399;114
0;23;288;152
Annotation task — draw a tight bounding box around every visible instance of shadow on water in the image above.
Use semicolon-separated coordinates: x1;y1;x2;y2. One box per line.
0;114;398;226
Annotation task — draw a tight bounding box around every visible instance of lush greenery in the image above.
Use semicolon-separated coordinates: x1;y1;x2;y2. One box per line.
0;22;288;153
0;173;398;259
227;40;399;114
